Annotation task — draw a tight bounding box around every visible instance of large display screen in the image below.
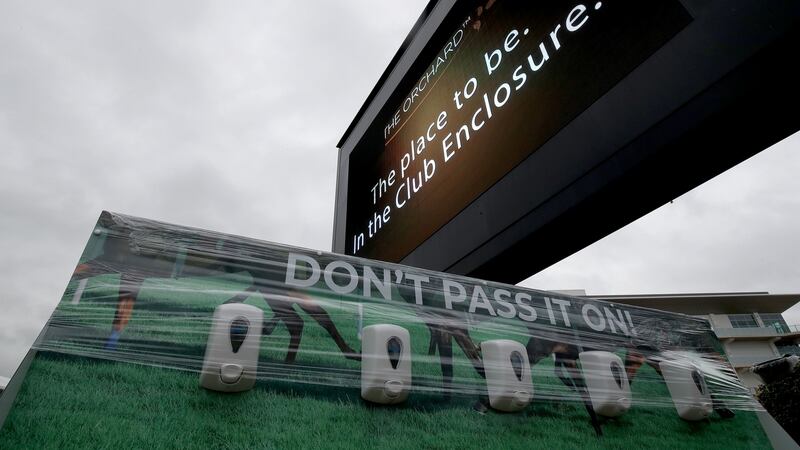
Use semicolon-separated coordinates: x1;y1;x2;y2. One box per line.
344;0;691;262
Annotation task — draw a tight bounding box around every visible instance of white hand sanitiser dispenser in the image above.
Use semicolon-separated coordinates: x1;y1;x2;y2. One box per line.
579;351;631;418
360;324;411;404
200;303;263;393
481;340;532;412
660;359;713;421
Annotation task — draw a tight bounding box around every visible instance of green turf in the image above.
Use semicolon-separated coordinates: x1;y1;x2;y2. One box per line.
0;275;772;449
0;353;771;449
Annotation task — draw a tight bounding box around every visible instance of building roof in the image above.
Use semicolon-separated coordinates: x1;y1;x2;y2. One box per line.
587;292;800;315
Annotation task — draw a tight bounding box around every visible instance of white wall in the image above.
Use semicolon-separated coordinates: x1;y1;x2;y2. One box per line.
725;340;779;365
708;313;732;329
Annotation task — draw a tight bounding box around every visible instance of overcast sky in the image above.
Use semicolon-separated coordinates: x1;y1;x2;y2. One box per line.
1;1;798;380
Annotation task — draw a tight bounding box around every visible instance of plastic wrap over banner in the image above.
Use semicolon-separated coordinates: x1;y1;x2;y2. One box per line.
38;212;759;429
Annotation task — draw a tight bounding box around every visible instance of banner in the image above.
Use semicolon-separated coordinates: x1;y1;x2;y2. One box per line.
17;212;760;438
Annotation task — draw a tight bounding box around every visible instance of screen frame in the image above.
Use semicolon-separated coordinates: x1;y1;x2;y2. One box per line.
333;0;800;282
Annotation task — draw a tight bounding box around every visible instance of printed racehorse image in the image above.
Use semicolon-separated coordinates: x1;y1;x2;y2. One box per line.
403;285;735;435
71;212;359;363
221;287;360;363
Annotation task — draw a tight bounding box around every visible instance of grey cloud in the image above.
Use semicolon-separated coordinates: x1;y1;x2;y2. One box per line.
0;0;427;378
521;131;800;325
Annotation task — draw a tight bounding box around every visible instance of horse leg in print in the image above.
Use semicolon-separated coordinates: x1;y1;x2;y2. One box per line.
425;322;486;401
222;289;301;363
280;308;305;365
431;326;455;398
70;259;145;350
105;273;144;350
450;325;492;412
295;301;360;361
527;337;602;436
451;327;486;378
554;351;603;436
